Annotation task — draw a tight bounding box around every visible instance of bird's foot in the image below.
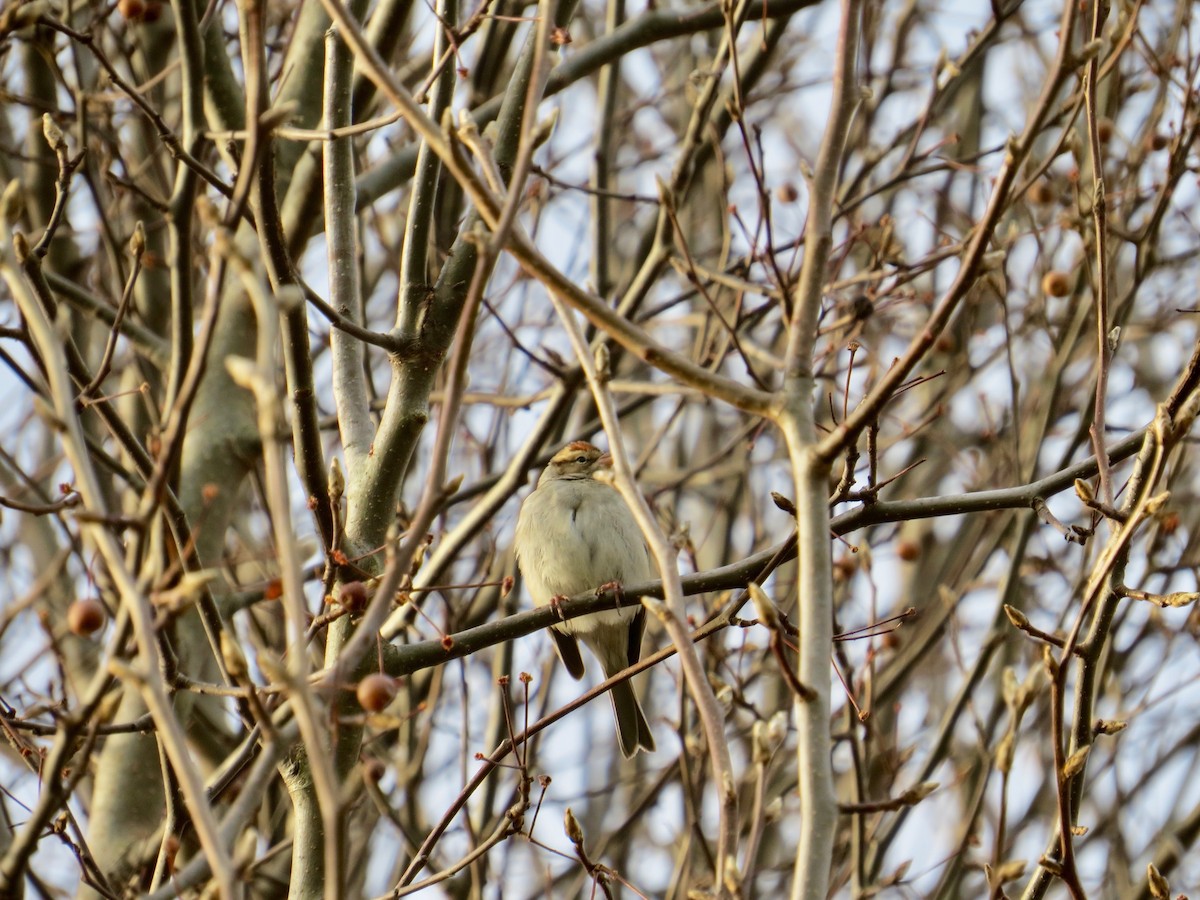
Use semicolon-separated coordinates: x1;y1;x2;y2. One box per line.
549;594;570;620
595;581;625;604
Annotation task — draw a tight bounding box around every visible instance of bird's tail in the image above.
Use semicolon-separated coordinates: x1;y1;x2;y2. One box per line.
609;678;655;758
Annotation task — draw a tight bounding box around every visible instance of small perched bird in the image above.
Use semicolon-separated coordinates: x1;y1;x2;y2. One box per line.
514;441;656;757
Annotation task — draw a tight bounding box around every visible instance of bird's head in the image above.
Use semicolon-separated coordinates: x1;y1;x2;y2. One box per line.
540;440;612;484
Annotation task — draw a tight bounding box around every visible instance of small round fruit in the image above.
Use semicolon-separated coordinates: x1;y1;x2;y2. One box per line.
68;598;107;636
776;182;799;203
1042;271;1071;297
1027;182;1055;206
356;674;398;712
338;581;368;613
896;541;921;562
118;0;146;20
1096;117;1115;143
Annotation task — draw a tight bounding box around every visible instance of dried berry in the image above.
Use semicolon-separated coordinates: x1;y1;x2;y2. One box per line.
338;581;368;613
68;599;106;636
356;674;398;712
1042;271;1071;297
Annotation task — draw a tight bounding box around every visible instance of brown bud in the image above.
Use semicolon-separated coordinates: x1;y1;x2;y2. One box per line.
1061;744;1091;780
42;114;65;153
220;631;248;680
1074;478;1095;504
897;781;938;805
129;221;146;257
747;583;779;630
12;231;29;263
328;457;344;503
995;731;1015;774
0;180;23;226
564;807;583;845
1003;604;1030;630
1146;863;1170;899
1038;856;1064;877
1042;645;1058;680
770;492;797;516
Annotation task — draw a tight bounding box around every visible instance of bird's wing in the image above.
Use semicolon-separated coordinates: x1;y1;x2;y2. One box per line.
550;628;586;679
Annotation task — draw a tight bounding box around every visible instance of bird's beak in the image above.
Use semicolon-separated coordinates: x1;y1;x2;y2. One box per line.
591;451;616;485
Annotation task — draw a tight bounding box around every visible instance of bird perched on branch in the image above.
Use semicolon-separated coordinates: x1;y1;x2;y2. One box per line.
514;441;656;757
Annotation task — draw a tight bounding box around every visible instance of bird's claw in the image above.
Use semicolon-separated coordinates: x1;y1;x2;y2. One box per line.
595;581;624;604
549;594;570;620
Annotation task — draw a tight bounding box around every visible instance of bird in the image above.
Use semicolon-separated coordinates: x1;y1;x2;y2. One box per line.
514;440;656;757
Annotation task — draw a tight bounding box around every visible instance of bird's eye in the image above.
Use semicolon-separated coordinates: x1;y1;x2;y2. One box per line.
575;455;588;464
